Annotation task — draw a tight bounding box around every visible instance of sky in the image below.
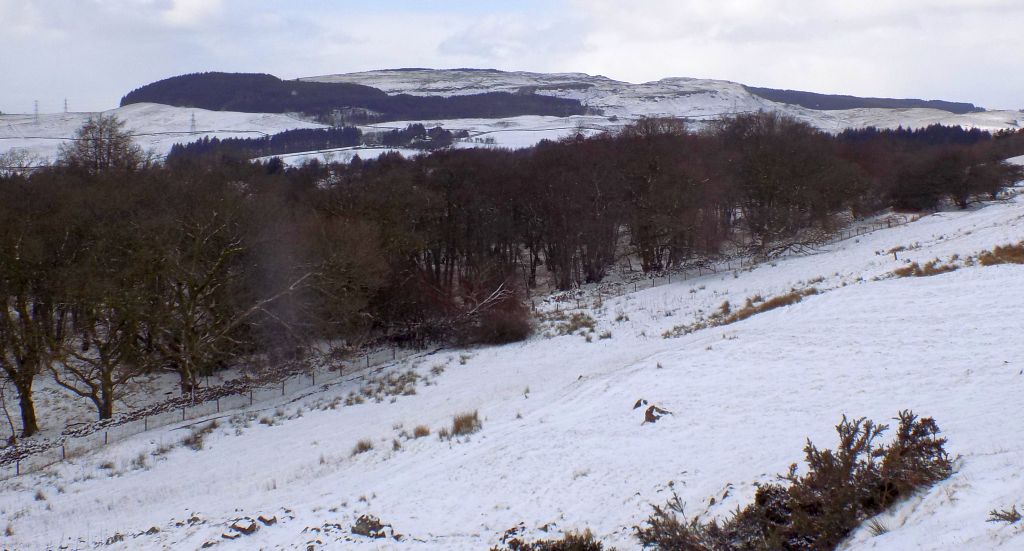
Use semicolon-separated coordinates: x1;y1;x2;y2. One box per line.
2;0;1022;114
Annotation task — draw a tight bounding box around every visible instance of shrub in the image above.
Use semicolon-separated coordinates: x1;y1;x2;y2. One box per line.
464;306;534;345
351;438;374;456
491;527;609;550
634;411;952;551
988;504;1022;524
413;425;430;439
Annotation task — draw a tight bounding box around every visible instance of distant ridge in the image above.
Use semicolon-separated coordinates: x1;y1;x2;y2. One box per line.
745;86;983;114
120;72;587;122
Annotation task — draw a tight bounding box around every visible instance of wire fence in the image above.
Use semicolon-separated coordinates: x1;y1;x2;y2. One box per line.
0;347;420;481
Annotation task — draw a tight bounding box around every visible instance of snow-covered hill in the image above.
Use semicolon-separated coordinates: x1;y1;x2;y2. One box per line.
2;180;1023;549
0;103;326;165
306;69;1024;132
4;69;1022;167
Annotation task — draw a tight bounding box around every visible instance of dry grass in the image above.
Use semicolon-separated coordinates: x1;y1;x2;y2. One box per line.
892;259;959;278
978;241;1024;266
724;288;819;324
553;312;597;335
663;288;819;339
412;425;430;439
351;438;374;456
452;411;482;436
183;420;220;451
439;411;482;440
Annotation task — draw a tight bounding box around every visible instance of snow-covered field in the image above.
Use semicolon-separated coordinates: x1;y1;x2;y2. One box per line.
2;180;1023;549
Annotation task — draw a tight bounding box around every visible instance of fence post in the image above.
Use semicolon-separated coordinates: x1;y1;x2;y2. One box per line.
366;355;370;368
216;398;220;413
311;369;315;386
249;391;253;406
104;431;108;445
15;460;18;476
61;445;66;460
392;349;396;361
282;381;286;396
182;408;186;422
144;416;148;431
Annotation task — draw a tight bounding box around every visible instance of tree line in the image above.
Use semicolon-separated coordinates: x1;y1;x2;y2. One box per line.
1;112;1021;439
120;72;587;122
167;126;363;161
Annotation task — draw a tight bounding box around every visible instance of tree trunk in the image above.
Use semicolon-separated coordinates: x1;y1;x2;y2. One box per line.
15;378;39;438
99;374;114;420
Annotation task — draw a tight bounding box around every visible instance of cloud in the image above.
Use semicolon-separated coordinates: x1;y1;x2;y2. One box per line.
566;0;1024;108
160;0;225;27
0;0;1020;113
438;13;585;64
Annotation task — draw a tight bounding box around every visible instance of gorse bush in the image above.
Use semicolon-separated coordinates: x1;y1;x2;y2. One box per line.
635;411;952;551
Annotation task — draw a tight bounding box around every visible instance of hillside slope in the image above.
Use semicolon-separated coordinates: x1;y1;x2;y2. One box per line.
305;69;1023;132
1;182;1023;549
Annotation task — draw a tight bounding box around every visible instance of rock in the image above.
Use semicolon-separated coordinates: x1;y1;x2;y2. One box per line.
633;398;648;410
221;532;240;540
146;526;160;535
201;541;218;548
643;404;672;424
258;514;277;526
351;514;390;539
230;518;259;535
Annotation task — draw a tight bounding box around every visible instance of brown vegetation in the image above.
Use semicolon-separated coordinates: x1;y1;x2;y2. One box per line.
634;411;952;551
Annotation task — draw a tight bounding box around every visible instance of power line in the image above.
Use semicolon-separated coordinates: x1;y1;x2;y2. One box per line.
0;129;272;141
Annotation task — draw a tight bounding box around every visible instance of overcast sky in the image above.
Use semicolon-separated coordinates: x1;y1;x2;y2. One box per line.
3;0;1022;114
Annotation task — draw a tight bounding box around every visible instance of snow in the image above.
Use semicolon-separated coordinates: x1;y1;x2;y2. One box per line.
306;69;1024;132
5;70;1021;168
2;190;1024;549
0;103;326;164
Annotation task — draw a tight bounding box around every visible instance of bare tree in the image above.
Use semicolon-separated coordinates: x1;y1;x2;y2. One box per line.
57;114;144;174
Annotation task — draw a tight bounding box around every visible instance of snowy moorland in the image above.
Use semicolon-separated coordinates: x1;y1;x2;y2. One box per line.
1;168;1023;549
307;69;1024;132
4;69;1023;167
